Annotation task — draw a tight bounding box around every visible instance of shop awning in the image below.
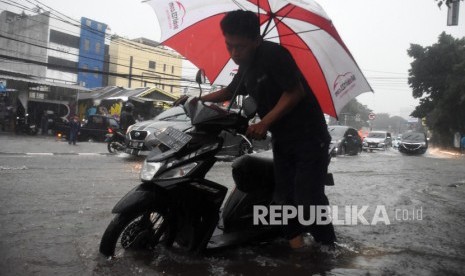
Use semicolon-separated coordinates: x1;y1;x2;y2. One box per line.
0;69;89;91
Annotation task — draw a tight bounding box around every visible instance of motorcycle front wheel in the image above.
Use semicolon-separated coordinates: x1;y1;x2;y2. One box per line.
99;210;170;257
107;140;124;154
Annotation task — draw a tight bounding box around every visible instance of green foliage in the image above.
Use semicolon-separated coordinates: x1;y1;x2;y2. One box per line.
408;32;465;147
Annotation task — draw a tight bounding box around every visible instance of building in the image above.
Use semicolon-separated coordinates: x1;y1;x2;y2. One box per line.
0;11;50;80
0;10;95;128
77;17;109;88
0;10;183;131
0;11;108;88
108;37;183;97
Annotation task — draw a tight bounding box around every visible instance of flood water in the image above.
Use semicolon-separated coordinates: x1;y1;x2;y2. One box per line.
1;140;464;275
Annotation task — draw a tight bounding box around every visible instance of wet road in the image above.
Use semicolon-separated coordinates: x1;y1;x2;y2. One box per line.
0;134;464;275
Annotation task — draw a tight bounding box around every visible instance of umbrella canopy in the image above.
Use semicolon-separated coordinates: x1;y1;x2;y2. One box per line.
147;0;372;118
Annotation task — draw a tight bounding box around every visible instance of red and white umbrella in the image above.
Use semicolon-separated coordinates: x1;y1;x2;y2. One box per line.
146;0;372;118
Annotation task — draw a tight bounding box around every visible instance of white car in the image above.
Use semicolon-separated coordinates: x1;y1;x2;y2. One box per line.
362;131;392;151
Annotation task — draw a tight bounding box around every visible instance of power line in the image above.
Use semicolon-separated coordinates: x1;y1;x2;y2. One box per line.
0;32;188;82
0;54;200;89
1;1;198;77
0;1;184;60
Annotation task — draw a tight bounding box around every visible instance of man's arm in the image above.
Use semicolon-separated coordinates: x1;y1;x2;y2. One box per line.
246;82;305;139
200;87;233;103
174;88;234;106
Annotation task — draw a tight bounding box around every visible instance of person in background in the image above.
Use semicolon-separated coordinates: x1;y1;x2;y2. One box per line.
0;95;6;131
40;111;49;135
68;115;80;145
86;104;97;119
461;135;465;155
119;102;136;133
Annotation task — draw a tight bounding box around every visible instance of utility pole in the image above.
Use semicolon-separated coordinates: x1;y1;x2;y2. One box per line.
128;56;133;88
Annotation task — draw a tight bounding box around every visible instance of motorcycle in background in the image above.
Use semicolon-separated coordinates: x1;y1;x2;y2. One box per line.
15;114;38;135
106;127;127;154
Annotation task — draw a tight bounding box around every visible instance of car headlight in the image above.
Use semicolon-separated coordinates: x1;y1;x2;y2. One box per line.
158;162;198;179
140;161;162;181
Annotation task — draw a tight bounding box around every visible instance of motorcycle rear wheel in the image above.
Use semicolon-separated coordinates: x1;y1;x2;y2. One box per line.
99;211;169;257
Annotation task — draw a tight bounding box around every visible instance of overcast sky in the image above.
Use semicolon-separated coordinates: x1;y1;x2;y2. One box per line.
1;0;464;118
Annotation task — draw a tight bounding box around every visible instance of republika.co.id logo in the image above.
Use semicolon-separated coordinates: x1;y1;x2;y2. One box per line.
333;72;356;98
166;1;186;30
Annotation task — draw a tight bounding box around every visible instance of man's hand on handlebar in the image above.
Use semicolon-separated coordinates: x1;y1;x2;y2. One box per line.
173;95;189;106
246;121;269;140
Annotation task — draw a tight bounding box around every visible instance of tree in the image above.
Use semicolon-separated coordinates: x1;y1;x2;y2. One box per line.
328;98;371;130
408;32;465;147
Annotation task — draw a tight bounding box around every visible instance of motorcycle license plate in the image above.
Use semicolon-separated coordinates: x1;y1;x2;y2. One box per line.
156;127;191;151
130;141;144;149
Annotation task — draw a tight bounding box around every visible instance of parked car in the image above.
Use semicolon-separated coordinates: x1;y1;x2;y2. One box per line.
327;125;362;156
125;106;271;157
398;131;428;154
362;130;392;151
53;115;120;142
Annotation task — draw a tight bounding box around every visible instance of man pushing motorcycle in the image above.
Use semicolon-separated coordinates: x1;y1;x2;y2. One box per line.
176;10;336;250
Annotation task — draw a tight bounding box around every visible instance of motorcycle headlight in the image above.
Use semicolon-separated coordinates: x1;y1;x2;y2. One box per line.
140;161;162;181
158;162;198;179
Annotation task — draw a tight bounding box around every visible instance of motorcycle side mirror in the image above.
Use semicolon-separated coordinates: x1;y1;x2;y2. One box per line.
195;69;206;100
195;69;206;85
242;97;257;119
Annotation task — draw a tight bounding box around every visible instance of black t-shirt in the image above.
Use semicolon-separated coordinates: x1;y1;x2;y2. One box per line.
227;41;329;143
120;111;135;131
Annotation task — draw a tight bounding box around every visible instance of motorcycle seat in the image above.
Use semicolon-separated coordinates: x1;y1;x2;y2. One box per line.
231;154;275;193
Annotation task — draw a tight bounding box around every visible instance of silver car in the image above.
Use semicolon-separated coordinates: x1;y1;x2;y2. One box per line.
362;131;392;151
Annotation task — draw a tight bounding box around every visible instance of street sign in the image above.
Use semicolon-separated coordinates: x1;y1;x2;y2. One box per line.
447;1;460;26
368;113;376;120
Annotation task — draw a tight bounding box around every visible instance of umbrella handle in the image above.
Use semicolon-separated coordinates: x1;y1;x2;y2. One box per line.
227;67;249;112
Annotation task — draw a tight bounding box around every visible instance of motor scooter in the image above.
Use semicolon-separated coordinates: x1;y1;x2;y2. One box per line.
15;114;38;135
99;70;334;257
106;127;127;154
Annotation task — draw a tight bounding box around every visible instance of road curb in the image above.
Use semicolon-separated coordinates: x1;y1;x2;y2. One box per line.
0;152;110;156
